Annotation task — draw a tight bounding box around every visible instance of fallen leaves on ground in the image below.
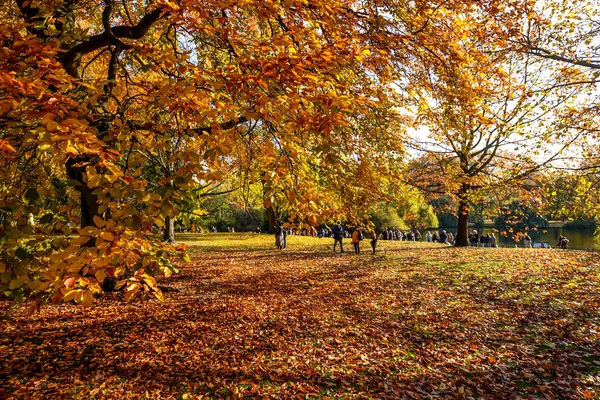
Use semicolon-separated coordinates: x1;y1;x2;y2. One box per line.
1;234;599;399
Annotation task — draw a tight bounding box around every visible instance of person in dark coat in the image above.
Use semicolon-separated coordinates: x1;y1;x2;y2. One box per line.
332;223;344;252
439;230;447;244
370;230;378;254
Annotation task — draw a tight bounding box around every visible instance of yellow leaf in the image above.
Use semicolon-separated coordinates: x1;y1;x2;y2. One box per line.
105;173;119;184
124;282;141;301
62;118;89;130
141;273;157;288
93;216;106;228
63;289;80;302
82;289;93;307
88;174;101;188
95;269;106;283
46;121;58;131
106;164;123;183
114;279;127;290
71;236;92;245
100;231;115;241
66;145;78;155
153;290;165;302
80;226;98;236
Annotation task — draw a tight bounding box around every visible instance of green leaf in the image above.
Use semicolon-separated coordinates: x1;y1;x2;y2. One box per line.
0;235;7;245
39;213;54;224
15;247;32;260
66;179;82;187
9;277;24;290
1;270;12;284
23;188;40;204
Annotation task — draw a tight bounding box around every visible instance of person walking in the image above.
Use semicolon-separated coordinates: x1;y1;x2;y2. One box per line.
332;223;344;253
351;228;362;254
274;221;284;250
370;229;377;254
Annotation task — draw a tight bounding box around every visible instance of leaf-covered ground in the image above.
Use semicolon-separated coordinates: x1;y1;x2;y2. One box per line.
1;234;600;399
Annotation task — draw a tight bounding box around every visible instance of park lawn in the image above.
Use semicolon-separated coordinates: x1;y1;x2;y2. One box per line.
1;233;599;399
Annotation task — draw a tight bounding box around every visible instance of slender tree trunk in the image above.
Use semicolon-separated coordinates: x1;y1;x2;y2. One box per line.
66;156;99;228
266;205;277;234
454;183;470;247
163;216;175;242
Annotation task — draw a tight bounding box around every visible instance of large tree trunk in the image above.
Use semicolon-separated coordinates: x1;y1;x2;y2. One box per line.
66;156;99;228
454;198;470;246
163;216;176;242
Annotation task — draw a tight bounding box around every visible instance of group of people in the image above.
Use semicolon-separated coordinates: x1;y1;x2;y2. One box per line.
380;228;422;241
522;233;569;248
273;222;573;252
466;230;498;247
331;224;377;255
272;222;378;254
425;230;455;245
557;235;570;248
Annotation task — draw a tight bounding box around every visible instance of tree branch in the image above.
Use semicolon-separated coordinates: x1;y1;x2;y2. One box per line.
192;116;249;134
527;45;600;70
61;7;166;78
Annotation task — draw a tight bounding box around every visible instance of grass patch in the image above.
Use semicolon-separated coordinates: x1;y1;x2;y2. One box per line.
1;234;599;398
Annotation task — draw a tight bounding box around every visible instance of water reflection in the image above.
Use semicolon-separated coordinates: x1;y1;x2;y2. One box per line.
471;228;597;250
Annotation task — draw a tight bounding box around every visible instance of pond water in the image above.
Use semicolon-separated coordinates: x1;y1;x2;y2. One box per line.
460;227;598;250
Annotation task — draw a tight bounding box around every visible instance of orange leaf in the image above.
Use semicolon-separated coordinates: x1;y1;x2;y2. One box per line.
64;277;76;288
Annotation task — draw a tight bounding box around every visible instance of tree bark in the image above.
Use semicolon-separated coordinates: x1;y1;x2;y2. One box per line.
266;205;277;234
66;156;99;228
454;183;471;247
163;216;175;242
454;198;470;246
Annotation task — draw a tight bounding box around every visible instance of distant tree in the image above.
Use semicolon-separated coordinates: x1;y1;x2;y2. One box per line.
495;200;548;230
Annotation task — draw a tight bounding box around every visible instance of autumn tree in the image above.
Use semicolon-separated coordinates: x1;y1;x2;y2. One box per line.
2;0;577;307
402;1;590;246
520;0;600;222
0;0;414;306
